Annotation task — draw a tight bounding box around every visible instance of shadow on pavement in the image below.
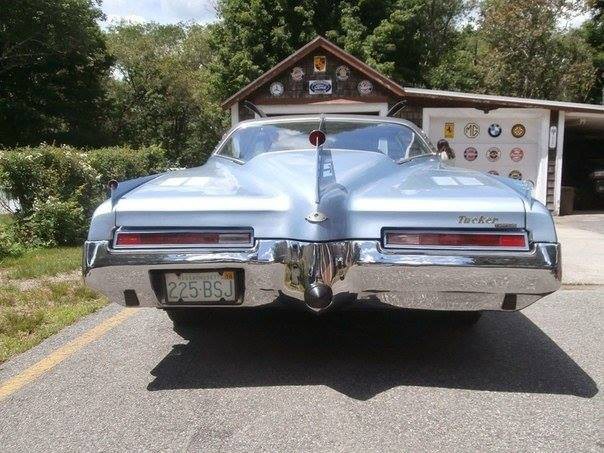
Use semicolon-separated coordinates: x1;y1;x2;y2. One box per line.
147;307;598;400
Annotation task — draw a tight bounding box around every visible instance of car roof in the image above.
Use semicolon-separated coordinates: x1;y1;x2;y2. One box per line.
237;114;420;130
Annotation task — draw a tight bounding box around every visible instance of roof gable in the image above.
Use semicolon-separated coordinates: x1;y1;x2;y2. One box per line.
221;36;405;109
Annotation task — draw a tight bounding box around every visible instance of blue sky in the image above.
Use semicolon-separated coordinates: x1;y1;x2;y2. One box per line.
100;0;217;26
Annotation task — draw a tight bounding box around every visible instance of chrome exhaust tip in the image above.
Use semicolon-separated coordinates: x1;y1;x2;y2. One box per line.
304;283;333;311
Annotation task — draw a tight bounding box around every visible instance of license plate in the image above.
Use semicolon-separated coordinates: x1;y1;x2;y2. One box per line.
164;271;237;304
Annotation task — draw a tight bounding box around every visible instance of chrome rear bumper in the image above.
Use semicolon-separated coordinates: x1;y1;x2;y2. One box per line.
83;240;561;312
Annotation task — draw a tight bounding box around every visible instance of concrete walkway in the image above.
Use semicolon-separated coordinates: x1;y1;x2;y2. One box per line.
555;213;604;285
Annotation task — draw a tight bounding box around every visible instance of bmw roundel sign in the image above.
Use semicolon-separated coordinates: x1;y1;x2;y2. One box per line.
488;123;502;137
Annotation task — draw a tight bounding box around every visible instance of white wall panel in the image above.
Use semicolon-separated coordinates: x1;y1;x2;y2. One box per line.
423;108;550;204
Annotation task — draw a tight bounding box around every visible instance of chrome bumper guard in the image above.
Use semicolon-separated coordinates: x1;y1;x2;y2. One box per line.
83;240;561;312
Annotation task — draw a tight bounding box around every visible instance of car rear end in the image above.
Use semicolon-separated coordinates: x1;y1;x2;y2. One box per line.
83;116;560;315
83;201;560;314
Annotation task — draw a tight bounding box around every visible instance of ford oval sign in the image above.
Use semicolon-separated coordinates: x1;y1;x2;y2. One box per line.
309;79;332;95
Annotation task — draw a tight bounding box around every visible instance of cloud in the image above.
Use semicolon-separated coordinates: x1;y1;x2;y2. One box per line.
160;0;216;23
99;0;216;25
104;13;147;24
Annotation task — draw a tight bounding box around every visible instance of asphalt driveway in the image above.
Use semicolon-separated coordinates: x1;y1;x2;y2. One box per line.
0;214;601;452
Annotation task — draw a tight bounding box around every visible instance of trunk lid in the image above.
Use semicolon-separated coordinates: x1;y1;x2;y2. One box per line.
114;152;526;241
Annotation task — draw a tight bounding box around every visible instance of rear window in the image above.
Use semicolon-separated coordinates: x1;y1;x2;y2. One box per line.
217;120;433;163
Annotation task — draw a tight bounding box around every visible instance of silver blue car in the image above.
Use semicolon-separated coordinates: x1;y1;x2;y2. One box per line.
83;115;561;326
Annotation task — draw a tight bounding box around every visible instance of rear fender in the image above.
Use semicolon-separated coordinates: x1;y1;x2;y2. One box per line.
490;175;556;243
111;174;162;207
88;174;163;241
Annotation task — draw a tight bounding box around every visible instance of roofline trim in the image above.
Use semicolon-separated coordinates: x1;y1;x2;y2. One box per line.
403;87;604;114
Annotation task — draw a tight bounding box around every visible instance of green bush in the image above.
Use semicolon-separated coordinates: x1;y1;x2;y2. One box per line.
0;228;25;260
87;145;169;189
19;197;87;246
0;144;171;246
0;146;98;215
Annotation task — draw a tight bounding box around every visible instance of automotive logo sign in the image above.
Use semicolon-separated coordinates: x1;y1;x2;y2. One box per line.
509;170;523;179
444;122;454;139
510;147;524;162
357;80;373;95
486;147;501;162
313;56;326;72
464;122;480;138
488;123;502;137
309;79;332;94
511;123;526;138
291;66;304;81
488;170;499;175
464;147;478;161
335;65;350;81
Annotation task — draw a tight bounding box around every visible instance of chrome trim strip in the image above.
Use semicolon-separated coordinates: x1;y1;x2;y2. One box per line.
84;239;561;312
382;229;529;251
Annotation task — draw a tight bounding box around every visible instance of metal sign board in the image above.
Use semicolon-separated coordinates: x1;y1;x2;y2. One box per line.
309;79;332;95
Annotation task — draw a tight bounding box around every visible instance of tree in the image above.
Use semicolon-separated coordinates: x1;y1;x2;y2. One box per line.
427;27;485;92
580;0;603;103
207;0;338;100
362;0;469;86
208;0;470;99
0;0;112;147
476;0;596;101
104;23;227;166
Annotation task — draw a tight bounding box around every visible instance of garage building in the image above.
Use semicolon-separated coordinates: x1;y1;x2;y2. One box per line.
222;37;604;215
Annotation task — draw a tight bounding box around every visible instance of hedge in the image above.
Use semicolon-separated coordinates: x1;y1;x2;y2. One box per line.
0;145;171;247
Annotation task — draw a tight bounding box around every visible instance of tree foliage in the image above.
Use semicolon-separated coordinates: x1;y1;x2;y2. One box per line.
362;0;469;85
0;0;600;169
580;1;603;103
0;0;112;148
208;0;469;98
428;0;597;101
207;0;337;100
477;0;596;101
104;23;227;166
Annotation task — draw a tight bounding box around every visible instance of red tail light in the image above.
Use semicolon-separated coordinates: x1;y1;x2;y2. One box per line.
114;230;253;248
384;231;527;250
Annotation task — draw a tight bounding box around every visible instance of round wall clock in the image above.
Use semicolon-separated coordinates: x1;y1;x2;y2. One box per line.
357;80;373;95
270;81;284;96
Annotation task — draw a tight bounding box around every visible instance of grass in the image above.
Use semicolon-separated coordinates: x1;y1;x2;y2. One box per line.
0;213;10;228
0;281;106;363
0;246;82;279
0;229;107;363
